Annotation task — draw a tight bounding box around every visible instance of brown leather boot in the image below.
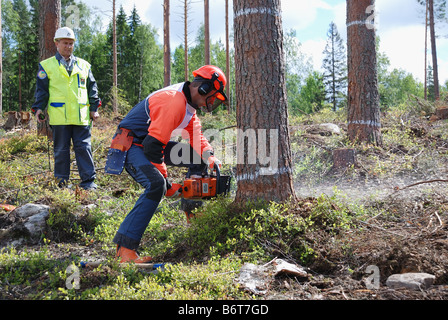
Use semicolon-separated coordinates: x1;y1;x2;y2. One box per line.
116;245;152;263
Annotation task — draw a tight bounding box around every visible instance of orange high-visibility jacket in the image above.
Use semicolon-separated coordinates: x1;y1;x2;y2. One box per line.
118;82;213;177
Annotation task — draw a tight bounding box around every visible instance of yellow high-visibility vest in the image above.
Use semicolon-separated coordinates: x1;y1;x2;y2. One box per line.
40;56;91;126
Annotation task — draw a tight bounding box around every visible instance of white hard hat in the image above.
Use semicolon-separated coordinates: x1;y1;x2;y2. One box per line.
54;27;76;41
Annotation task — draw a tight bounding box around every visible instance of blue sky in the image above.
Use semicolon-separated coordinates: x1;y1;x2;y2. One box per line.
88;0;448;84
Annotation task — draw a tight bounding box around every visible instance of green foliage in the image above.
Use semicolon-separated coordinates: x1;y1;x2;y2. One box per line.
0;247;69;296
172;24;235;111
1;0;39;111
322;22;347;111
295;71;328;114
0;133;47;160
162;193;361;264
83;255;246;300
2;104;446;299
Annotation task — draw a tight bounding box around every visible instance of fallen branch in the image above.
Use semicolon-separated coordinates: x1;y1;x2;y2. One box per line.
80;261;166;270
394;179;448;192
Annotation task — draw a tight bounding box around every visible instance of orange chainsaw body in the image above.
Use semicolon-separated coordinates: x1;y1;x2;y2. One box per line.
182;177;217;199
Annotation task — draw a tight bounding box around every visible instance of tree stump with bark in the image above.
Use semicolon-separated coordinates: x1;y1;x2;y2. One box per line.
2;111;31;131
435;107;448;120
332;148;356;170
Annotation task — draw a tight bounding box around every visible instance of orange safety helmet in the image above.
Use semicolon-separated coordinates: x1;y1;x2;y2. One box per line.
192;65;228;103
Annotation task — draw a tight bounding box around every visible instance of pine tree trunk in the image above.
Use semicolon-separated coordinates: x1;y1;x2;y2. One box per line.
428;0;440;100
164;0;171;86
0;2;2;118
225;0;231;113
424;0;429;100
112;0;118;113
184;0;189;81
38;0;60;61
346;0;382;145
233;0;296;203
204;0;210;65
38;0;60;139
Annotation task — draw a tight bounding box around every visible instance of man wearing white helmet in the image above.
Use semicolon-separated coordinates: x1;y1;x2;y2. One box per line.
31;27;102;190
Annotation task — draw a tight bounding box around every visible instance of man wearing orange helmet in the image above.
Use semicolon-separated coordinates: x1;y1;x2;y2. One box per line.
107;65;228;263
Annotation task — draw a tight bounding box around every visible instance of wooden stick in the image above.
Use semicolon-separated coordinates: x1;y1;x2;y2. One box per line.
394;179;448;192
80;261;165;270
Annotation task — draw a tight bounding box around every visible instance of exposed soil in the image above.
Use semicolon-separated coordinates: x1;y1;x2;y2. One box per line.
1;112;448;300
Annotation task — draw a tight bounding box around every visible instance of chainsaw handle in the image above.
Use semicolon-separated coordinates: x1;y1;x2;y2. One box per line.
214;163;222;195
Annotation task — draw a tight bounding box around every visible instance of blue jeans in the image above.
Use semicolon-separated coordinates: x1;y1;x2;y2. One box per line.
113;141;206;250
52;125;96;189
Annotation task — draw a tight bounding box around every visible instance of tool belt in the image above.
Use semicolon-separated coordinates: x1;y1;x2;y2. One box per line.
105;128;134;175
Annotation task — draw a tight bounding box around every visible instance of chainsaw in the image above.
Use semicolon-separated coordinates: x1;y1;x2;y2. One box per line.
166;164;231;200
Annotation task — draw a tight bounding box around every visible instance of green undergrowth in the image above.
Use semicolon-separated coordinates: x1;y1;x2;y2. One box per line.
1;103;446;300
0;181;369;299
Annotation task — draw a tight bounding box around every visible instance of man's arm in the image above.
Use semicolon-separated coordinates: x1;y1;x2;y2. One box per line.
31;64;49;115
143;91;187;178
87;69;102;112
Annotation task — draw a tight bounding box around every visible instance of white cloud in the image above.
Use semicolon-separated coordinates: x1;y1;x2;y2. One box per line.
281;0;333;31
301;39;327;72
89;0;447;84
379;25;426;81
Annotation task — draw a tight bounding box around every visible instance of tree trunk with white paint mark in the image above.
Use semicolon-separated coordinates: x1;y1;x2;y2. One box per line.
346;0;382;145
233;0;296;203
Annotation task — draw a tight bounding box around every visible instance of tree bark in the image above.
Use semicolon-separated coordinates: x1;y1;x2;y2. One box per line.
184;0;189;81
332;148;356;170
233;0;296;203
346;0;382;145
0;2;2;118
424;0;429;100
38;0;60;139
428;0;440;100
204;0;210;65
225;0;231;113
164;0;171;86
112;0;118;113
38;0;60;61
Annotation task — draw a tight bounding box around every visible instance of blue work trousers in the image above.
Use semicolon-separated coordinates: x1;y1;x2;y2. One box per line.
113;141;206;250
52;125;96;189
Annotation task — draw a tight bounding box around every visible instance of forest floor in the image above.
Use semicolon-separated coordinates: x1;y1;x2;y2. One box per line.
287;105;448;300
0;102;447;301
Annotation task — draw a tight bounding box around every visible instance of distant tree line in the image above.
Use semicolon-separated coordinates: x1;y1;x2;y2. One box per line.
1;0;232;114
1;0;447;115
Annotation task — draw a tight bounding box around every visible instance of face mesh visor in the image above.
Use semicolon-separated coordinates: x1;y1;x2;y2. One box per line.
204;90;228;112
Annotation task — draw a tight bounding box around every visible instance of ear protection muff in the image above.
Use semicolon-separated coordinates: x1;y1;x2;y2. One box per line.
198;81;213;96
198;72;222;96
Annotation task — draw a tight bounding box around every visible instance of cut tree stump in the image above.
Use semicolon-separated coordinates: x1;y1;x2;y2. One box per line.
332;148;356;170
3;112;20;130
2;111;32;130
19;112;32;129
435;106;448;120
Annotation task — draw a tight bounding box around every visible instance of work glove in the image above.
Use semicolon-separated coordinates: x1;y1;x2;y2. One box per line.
207;156;222;170
165;179;183;198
